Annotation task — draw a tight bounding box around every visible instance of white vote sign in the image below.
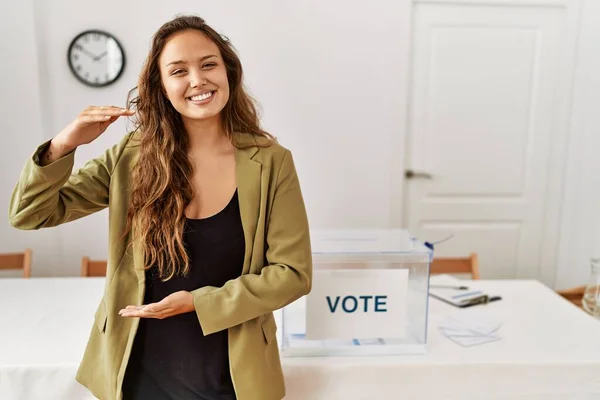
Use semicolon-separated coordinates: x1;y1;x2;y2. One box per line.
305;269;408;340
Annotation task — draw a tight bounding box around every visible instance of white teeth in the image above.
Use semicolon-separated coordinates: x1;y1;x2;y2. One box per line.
189;92;213;102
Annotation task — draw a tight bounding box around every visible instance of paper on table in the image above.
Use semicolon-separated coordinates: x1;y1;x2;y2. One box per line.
439;312;503;347
429;274;497;308
441;314;501;336
444;334;502;347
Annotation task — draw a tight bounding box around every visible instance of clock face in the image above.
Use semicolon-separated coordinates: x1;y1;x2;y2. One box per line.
68;30;125;87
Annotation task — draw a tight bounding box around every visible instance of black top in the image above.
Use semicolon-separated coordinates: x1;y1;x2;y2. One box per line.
123;191;244;400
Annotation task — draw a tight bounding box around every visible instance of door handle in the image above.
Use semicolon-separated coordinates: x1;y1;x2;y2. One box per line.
405;169;433;180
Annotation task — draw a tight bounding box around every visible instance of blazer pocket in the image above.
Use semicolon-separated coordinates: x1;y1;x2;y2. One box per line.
261;313;277;344
94;300;107;334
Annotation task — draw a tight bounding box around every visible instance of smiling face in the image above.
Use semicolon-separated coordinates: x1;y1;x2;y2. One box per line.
159;29;230;125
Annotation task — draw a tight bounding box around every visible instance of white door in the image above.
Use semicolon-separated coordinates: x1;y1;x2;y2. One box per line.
403;0;577;281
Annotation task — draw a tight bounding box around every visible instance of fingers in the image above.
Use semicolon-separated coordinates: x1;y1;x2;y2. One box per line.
143;304;174;317
124;305;143;311
119;304;173;319
75;106;134;127
120;310;172;319
82;106;135;117
79;115;113;123
143;304;159;313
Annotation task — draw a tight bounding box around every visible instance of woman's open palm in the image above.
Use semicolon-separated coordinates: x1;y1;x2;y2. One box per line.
58;106;135;148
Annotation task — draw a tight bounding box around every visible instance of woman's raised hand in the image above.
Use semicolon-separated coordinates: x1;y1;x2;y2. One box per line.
55;106;135;149
42;106;135;165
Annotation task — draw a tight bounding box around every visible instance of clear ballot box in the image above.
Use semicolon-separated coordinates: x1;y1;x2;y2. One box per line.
279;229;433;357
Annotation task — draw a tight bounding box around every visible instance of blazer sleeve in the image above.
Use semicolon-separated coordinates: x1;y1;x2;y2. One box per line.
8;134;132;230
192;150;312;335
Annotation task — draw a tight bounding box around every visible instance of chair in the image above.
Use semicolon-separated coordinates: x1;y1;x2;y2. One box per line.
556;286;585;309
430;253;480;280
80;257;107;277
0;249;32;278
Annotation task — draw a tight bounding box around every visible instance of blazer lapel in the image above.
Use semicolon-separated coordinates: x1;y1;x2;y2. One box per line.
235;136;261;275
132;238;145;285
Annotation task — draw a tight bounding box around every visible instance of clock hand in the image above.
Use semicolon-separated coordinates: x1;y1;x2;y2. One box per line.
77;47;97;59
93;51;108;62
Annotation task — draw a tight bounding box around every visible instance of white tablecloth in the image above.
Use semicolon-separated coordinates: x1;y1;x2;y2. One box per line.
0;278;103;400
1;278;600;400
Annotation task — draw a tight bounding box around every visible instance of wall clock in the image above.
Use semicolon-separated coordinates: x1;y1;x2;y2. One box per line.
67;30;125;87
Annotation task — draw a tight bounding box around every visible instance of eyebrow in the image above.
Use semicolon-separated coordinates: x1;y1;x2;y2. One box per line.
166;54;217;67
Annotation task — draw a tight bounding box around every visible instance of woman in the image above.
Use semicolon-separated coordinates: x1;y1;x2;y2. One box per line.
9;15;311;400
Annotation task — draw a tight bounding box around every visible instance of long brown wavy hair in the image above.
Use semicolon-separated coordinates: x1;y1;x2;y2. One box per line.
125;15;273;280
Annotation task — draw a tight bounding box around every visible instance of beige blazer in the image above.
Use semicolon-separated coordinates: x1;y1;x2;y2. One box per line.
9;132;312;400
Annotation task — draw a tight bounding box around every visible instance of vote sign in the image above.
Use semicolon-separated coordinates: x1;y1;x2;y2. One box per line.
305;269;408;340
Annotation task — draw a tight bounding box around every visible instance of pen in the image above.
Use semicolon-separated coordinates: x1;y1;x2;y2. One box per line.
430;284;469;290
460;295;503;308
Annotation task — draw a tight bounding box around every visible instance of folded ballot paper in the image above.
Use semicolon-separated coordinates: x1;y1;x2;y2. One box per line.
438;313;502;346
430;275;502;346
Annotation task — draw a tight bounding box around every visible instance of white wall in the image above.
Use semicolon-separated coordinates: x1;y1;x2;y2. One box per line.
555;0;600;289
2;0;412;276
0;0;64;277
2;0;597;288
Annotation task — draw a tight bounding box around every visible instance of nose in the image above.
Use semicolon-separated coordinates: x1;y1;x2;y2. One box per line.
189;68;207;88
